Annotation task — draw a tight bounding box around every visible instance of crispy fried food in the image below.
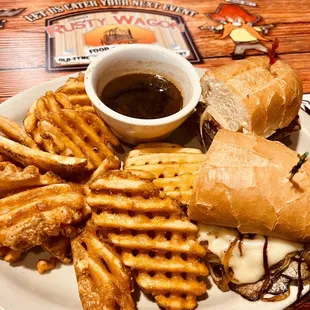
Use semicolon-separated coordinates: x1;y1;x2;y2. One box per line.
24;100;39;136
24;90;95;134
56;73;93;109
124;143;206;205
86;155;121;185
24;76;94;134
37;257;58;274
0;161;63;195
24;91;119;171
42;235;72;263
0;154;10;162
36;110;118;170
71;224;134;310
87;164;208;310
0;247;22;262
0;184;90;252
0;115;39;149
0;135;88;175
133;142;182;150
24;92;71;137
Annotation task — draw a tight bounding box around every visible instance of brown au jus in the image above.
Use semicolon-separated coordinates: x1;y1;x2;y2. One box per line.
101;73;183;119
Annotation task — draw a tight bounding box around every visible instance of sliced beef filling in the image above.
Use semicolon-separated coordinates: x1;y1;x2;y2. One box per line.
268;116;301;141
192;103;301;149
203;243;310;302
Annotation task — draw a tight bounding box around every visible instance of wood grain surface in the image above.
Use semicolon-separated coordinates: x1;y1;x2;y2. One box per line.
0;1;310;307
0;0;310;103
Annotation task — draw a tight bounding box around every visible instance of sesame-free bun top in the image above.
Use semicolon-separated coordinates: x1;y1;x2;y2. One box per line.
189;129;310;242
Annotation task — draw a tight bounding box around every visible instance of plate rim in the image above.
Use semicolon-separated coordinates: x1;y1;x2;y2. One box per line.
0;69;310;310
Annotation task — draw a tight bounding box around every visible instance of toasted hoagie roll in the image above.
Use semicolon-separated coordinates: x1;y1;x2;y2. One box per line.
189;130;310;301
190;129;310;241
199;57;303;143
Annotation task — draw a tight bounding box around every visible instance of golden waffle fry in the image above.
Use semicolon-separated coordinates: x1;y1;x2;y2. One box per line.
86;155;121;185
133;142;183;150
125;169;156;181
125;143;206;205
42;235;72;264
0;184;90;251
24;90;119;171
24;90;119;168
24;91;93;147
153;174;196;205
23;92;72;137
0;135;88;175
24;91;95;144
74;106;96;113
0;247;22;262
25;81;93;114
0;154;10;162
34;108;119;170
87;165;208;310
56;73;92;108
37;257;58;274
71;224;134;310
23;100;38;138
0;161;63;195
0;115;38;149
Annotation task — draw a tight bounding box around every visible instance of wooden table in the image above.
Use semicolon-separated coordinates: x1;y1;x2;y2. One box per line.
0;0;310;308
0;0;310;104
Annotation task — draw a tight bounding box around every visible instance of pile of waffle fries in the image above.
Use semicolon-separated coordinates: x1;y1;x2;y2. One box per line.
0;74;208;310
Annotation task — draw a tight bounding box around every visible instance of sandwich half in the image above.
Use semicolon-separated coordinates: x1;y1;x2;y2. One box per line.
189;129;310;301
199;57;303;146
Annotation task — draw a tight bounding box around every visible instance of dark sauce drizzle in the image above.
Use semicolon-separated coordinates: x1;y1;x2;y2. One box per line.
229;233;305;301
238;234;244;256
259;236;270;298
297;250;304;300
238;234;256;256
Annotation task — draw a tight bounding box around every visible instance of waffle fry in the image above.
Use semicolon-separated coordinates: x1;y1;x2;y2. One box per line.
24;91;119;171
0;115;39;149
24;91;89;141
42;236;72;264
36;109;118;170
125;143;206;205
0;184;90;251
24;92;71;136
86;155;121;185
0;161;63;195
24;72;94;132
37;257;58;274
56;73;92;108
133;142;182;150
0;247;22;262
0;135;88;175
0;154;10;162
71;224;134;310
87;164;208;310
24;92;96;149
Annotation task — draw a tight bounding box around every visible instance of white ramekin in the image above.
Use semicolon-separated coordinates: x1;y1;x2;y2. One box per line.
85;44;201;144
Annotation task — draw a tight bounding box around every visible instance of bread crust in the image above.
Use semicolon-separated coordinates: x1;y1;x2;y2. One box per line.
200;57;303;137
189;129;310;243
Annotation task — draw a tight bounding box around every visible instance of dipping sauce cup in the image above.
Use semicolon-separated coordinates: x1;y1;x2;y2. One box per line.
85;44;201;144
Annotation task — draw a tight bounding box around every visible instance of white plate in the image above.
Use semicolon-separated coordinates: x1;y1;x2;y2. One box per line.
0;70;309;310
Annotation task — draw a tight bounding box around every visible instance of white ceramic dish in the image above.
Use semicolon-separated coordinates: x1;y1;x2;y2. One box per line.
0;72;309;310
85;44;201;144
